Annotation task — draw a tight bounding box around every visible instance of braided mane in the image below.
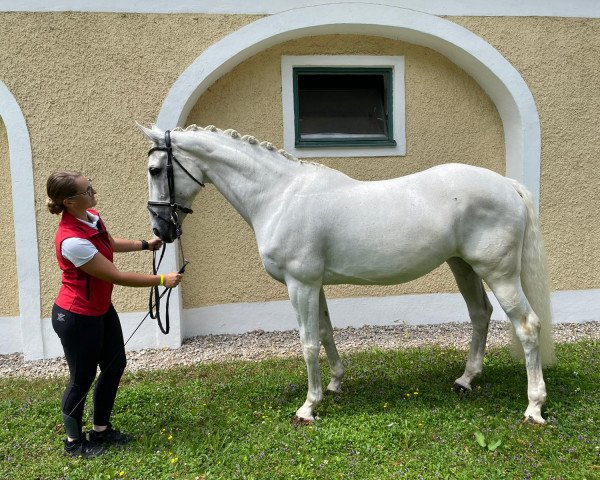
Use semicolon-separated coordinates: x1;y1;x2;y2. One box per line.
173;124;320;166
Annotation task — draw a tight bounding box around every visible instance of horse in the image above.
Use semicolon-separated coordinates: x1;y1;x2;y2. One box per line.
138;123;555;425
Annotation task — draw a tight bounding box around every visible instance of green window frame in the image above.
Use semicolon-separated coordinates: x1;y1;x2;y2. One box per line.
293;67;395;148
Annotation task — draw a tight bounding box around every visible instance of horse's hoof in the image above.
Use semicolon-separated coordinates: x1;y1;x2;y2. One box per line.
292;415;314;426
523;413;546;425
453;382;470;394
325;388;339;396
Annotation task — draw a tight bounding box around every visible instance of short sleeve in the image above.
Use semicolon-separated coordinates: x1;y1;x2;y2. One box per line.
61;238;98;267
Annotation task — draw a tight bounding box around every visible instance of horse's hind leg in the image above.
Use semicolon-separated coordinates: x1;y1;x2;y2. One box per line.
318;288;344;394
484;274;546;423
448;258;493;392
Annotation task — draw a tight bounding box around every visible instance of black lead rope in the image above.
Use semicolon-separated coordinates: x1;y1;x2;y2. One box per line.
63;243;189;426
149;243;189;335
63;283;177;431
149;244;170;334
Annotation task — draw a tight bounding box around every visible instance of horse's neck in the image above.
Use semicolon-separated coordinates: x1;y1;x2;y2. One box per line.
202;142;305;227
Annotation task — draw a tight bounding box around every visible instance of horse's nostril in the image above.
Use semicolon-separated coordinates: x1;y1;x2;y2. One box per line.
153;228;160;236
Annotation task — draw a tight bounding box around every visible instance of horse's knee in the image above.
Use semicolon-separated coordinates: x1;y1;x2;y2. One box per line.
301;343;320;359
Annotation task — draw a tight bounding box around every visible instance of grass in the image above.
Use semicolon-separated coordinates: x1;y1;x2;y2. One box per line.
0;341;598;479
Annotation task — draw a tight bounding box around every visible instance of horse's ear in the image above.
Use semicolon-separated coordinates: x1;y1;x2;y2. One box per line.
136;122;163;143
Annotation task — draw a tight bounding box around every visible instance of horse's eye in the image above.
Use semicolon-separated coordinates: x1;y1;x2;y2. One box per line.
149;167;161;177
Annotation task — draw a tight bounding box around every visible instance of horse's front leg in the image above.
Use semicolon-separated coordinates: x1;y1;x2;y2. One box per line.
319;288;344;393
287;279;323;423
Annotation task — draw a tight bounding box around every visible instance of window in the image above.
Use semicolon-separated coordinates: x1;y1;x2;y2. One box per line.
294;68;395;147
282;56;405;158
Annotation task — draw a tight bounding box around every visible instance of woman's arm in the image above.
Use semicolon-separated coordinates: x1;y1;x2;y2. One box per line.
110;235;163;253
79;252;181;288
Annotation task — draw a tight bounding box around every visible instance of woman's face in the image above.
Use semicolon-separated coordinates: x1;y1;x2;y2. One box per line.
66;176;97;209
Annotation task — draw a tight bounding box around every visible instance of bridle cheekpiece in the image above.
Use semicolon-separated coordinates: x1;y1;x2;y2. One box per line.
146;130;204;238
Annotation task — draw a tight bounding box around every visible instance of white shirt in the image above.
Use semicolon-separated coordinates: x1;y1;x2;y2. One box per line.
61;212;101;267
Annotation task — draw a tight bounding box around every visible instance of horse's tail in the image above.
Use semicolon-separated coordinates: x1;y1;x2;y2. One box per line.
508;179;556;366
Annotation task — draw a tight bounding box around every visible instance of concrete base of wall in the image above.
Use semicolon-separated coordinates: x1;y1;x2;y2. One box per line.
0;316;22;354
5;289;597;359
181;289;600;336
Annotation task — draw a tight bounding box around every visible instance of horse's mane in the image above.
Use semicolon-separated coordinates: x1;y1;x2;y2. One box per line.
172;124;322;167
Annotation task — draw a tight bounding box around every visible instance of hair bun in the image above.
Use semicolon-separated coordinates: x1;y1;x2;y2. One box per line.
46;198;64;215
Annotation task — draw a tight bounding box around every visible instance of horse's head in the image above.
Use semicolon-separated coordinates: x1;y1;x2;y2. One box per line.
137;123;206;243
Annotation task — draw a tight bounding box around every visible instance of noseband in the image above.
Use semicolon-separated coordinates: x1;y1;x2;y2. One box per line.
147;129;204;238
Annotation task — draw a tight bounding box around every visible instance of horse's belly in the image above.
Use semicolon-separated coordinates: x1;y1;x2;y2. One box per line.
322;268;433;286
321;235;451;286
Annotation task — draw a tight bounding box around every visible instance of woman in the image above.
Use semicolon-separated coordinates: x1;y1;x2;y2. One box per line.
47;171;182;458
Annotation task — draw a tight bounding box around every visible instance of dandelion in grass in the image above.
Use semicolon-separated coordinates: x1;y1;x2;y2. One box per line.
171;457;179;464
168;434;173;441
119;472;125;477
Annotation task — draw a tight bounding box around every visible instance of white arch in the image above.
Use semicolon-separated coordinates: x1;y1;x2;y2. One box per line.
155;3;541;343
158;3;541;203
0;80;43;359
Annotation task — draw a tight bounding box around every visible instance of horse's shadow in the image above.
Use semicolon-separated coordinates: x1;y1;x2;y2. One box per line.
270;349;589;422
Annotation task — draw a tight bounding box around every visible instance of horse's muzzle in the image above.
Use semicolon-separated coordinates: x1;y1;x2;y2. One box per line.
153;222;178;243
148;207;179;243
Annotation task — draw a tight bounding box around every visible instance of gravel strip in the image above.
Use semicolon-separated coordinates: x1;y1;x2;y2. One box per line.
1;321;598;379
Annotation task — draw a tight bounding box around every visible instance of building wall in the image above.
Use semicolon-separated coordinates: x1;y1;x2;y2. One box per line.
184;34;505;307
0;12;598;320
0;118;19;316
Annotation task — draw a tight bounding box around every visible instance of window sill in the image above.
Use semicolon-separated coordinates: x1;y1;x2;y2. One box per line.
286;142;406;158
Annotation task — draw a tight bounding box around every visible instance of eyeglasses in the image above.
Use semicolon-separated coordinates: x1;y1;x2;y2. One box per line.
68;182;95;199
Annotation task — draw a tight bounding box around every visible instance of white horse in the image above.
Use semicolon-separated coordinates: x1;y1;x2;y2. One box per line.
139;124;555;424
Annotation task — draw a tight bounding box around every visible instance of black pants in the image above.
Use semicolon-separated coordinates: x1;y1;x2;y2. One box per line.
52;304;126;437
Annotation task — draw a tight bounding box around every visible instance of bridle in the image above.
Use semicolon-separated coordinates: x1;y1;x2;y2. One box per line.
146;129;204;239
146;129;204;334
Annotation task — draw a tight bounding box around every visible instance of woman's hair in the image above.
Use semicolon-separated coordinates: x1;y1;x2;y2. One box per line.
46;171;83;215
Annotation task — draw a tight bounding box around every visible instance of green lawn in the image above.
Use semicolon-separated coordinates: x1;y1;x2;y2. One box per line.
1;341;598;479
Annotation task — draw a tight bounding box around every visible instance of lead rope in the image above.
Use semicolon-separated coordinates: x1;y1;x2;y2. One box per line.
149;244;168;333
59;283;176;441
149;240;188;335
61;246;187;434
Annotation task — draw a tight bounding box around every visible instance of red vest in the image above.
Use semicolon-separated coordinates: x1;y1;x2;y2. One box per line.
54;209;114;316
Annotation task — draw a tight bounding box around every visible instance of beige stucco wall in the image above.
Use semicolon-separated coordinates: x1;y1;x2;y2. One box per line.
0;13;597;316
0;13;260;317
452;17;600;294
184;34;505;307
0;119;19;316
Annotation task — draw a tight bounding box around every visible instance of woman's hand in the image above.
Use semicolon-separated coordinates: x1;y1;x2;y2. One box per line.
147;238;163;251
163;272;182;288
